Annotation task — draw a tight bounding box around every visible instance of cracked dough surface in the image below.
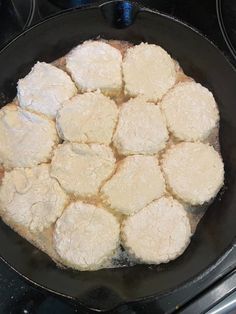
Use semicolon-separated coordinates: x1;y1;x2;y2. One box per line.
161;82;219;141
57;91;118;144
66;41;122;95
0;164;68;232
101;155;165;215
113;96;169;155
17;62;77;119
0;104;59;169
162;142;224;205
122;197;191;264
50;142;116;197
123;43;177;101
53;201;120;270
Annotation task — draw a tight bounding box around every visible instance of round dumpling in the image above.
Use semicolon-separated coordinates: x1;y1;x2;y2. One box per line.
161;142;224;205
161;82;219;141
101;155;165;215
50;142;116;197
56;91;118;144
122;197;191;264
0;104;59;169
17;62;77;119
53;201;120;270
122;43;177;101
66;41;122;96
113;96;168;155
0;164;68;232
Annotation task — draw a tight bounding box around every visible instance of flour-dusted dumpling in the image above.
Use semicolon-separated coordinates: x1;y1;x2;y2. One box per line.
0;164;68;232
53;201;120;270
56;91;118;144
123;43;177;101
17;62;77;119
113;96;169;155
0;38;225;272
161;82;219;141
101;155;165;215
162;142;224;205
50;142;116;197
66;41;122;96
122;197;191;264
0;104;59;169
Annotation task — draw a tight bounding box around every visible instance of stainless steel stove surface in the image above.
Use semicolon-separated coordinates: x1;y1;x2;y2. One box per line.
0;1;236;313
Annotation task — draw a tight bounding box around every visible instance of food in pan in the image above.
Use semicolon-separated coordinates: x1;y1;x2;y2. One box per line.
101;155;166;215
161;82;219;141
56;91;118;144
122;197;191;264
0;40;224;271
50;142;116;197
113;96;169;155
0;104;59;169
162;142;224;205
54;201;120;270
0;164;68;232
17;62;77;119
66;41;122;96
122;43;177;101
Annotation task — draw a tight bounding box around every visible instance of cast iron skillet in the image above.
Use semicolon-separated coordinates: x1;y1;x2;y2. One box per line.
0;0;236;311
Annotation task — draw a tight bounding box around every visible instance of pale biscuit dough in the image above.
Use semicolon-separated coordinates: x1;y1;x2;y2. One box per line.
162;142;224;205
50;142;116;197
0;104;59;169
0;40;225;271
66;41;122;95
101;155;165;215
161;82;219;141
17;62;77;119
53;201;120;270
0;164;68;232
113;96;169;155
122;43;177;101
122;197;191;264
56;91;118;144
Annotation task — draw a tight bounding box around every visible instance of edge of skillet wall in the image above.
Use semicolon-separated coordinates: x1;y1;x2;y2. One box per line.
0;1;236;311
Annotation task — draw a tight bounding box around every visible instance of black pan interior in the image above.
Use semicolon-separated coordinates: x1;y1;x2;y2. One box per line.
0;1;236;311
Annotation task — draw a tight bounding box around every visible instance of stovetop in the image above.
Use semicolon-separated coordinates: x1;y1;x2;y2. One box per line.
0;1;236;313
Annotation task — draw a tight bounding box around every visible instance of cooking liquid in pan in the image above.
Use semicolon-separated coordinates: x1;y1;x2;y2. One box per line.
0;40;222;269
